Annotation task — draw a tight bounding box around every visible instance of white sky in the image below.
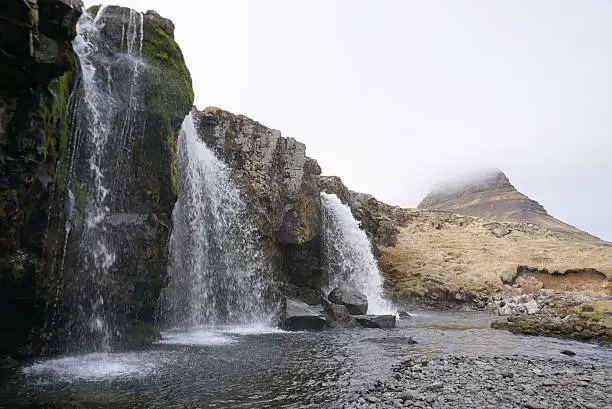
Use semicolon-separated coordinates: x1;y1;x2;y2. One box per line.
86;1;612;241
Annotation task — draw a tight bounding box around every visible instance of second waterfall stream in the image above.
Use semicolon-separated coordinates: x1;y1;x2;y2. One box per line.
320;192;393;315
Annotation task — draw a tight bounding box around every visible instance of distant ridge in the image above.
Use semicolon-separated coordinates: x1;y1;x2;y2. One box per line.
418;169;605;244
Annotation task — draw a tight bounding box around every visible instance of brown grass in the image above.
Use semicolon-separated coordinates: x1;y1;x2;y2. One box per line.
378;210;612;300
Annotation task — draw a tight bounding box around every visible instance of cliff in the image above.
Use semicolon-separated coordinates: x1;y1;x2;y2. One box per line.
192;108;323;288
0;0;83;358
0;3;193;356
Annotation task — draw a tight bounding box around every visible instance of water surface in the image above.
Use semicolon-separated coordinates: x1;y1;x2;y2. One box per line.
2;312;610;408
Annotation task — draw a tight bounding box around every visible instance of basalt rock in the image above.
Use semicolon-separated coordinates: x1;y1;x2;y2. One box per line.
0;4;193;356
279;298;329;331
192;108;323;287
329;287;368;315
0;0;83;358
353;314;397;329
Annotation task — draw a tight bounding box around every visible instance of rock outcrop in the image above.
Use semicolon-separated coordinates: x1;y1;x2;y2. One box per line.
0;0;83;358
0;4;193;357
418;169;604;244
192;108;323;287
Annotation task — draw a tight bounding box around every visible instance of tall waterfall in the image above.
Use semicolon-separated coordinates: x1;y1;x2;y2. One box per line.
161;115;267;328
65;7;145;351
320;193;392;315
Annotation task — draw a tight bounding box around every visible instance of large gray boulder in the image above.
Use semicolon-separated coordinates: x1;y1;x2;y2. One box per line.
324;303;359;328
328;288;368;315
353;315;397;329
279;298;329;331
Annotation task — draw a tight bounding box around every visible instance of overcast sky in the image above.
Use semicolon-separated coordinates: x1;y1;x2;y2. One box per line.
86;1;612;241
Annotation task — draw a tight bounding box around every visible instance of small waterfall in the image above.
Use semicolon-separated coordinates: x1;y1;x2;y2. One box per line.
161;115;267;328
320;192;392;314
65;7;145;351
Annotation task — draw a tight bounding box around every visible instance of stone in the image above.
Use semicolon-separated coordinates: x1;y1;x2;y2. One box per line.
279;298;329;331
324;303;359;328
353;315;397;329
524;299;539;315
397;310;412;319
560;349;576;356
328;288;368;315
423;382;444;391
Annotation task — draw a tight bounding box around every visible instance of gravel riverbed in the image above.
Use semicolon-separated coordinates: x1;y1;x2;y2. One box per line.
346;355;611;409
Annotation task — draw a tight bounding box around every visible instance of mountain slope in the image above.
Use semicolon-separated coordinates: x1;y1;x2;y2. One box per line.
418;169;603;244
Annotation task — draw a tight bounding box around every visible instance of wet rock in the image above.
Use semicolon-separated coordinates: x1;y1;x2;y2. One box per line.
358;356;612;409
560;349;576;356
363;336;417;345
328;288;368;315
324;303;359;328
279;298;328;331
353;314;396;329
0;357;19;369
193;108;322;287
397;310;412;319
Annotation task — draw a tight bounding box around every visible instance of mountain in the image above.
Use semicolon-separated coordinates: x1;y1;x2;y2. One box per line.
418;169;604;244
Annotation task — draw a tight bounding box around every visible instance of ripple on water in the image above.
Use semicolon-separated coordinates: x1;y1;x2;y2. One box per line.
21;352;164;382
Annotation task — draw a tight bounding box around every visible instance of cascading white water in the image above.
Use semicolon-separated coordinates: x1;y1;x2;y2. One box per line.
162;115;268;328
320;192;392;314
67;7;144;351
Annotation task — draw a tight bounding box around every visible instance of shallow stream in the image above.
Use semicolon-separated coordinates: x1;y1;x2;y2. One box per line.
1;312;610;408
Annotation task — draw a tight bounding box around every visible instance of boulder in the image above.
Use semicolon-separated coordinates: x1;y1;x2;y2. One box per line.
324;303;359;328
279;298;329;331
328;288;368;315
397;310;412;319
353;315;397;329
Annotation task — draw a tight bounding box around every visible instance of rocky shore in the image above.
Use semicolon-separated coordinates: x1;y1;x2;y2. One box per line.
346;356;611;409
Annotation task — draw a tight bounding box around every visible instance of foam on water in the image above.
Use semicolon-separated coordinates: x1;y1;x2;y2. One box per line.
22;352;163;382
159;325;287;346
159;329;236;346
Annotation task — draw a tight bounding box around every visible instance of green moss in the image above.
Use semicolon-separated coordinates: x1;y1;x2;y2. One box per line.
43;72;71;163
87;5;101;17
141;25;194;118
140;20;193;206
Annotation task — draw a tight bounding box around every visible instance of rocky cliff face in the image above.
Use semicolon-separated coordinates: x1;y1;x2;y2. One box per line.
0;3;193;357
418;169;603;244
0;0;83;358
192;108;323;287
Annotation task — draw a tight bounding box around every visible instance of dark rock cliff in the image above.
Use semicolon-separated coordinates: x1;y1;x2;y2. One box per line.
0;0;83;358
0;3;193;357
192;108;323;288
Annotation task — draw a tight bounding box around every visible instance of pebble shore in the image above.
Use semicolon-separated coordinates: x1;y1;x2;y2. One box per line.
344;355;611;409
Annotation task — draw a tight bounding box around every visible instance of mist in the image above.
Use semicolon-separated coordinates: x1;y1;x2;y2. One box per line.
84;0;612;241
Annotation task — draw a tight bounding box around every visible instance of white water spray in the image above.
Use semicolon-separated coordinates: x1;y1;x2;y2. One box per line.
162;115;268;328
320;192;392;314
67;7;144;351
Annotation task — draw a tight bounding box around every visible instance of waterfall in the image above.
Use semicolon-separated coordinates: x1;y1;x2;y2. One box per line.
320;193;392;315
65;7;145;351
161;115;267;328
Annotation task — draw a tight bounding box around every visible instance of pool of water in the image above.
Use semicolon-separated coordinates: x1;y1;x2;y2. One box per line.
1;312;610;408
